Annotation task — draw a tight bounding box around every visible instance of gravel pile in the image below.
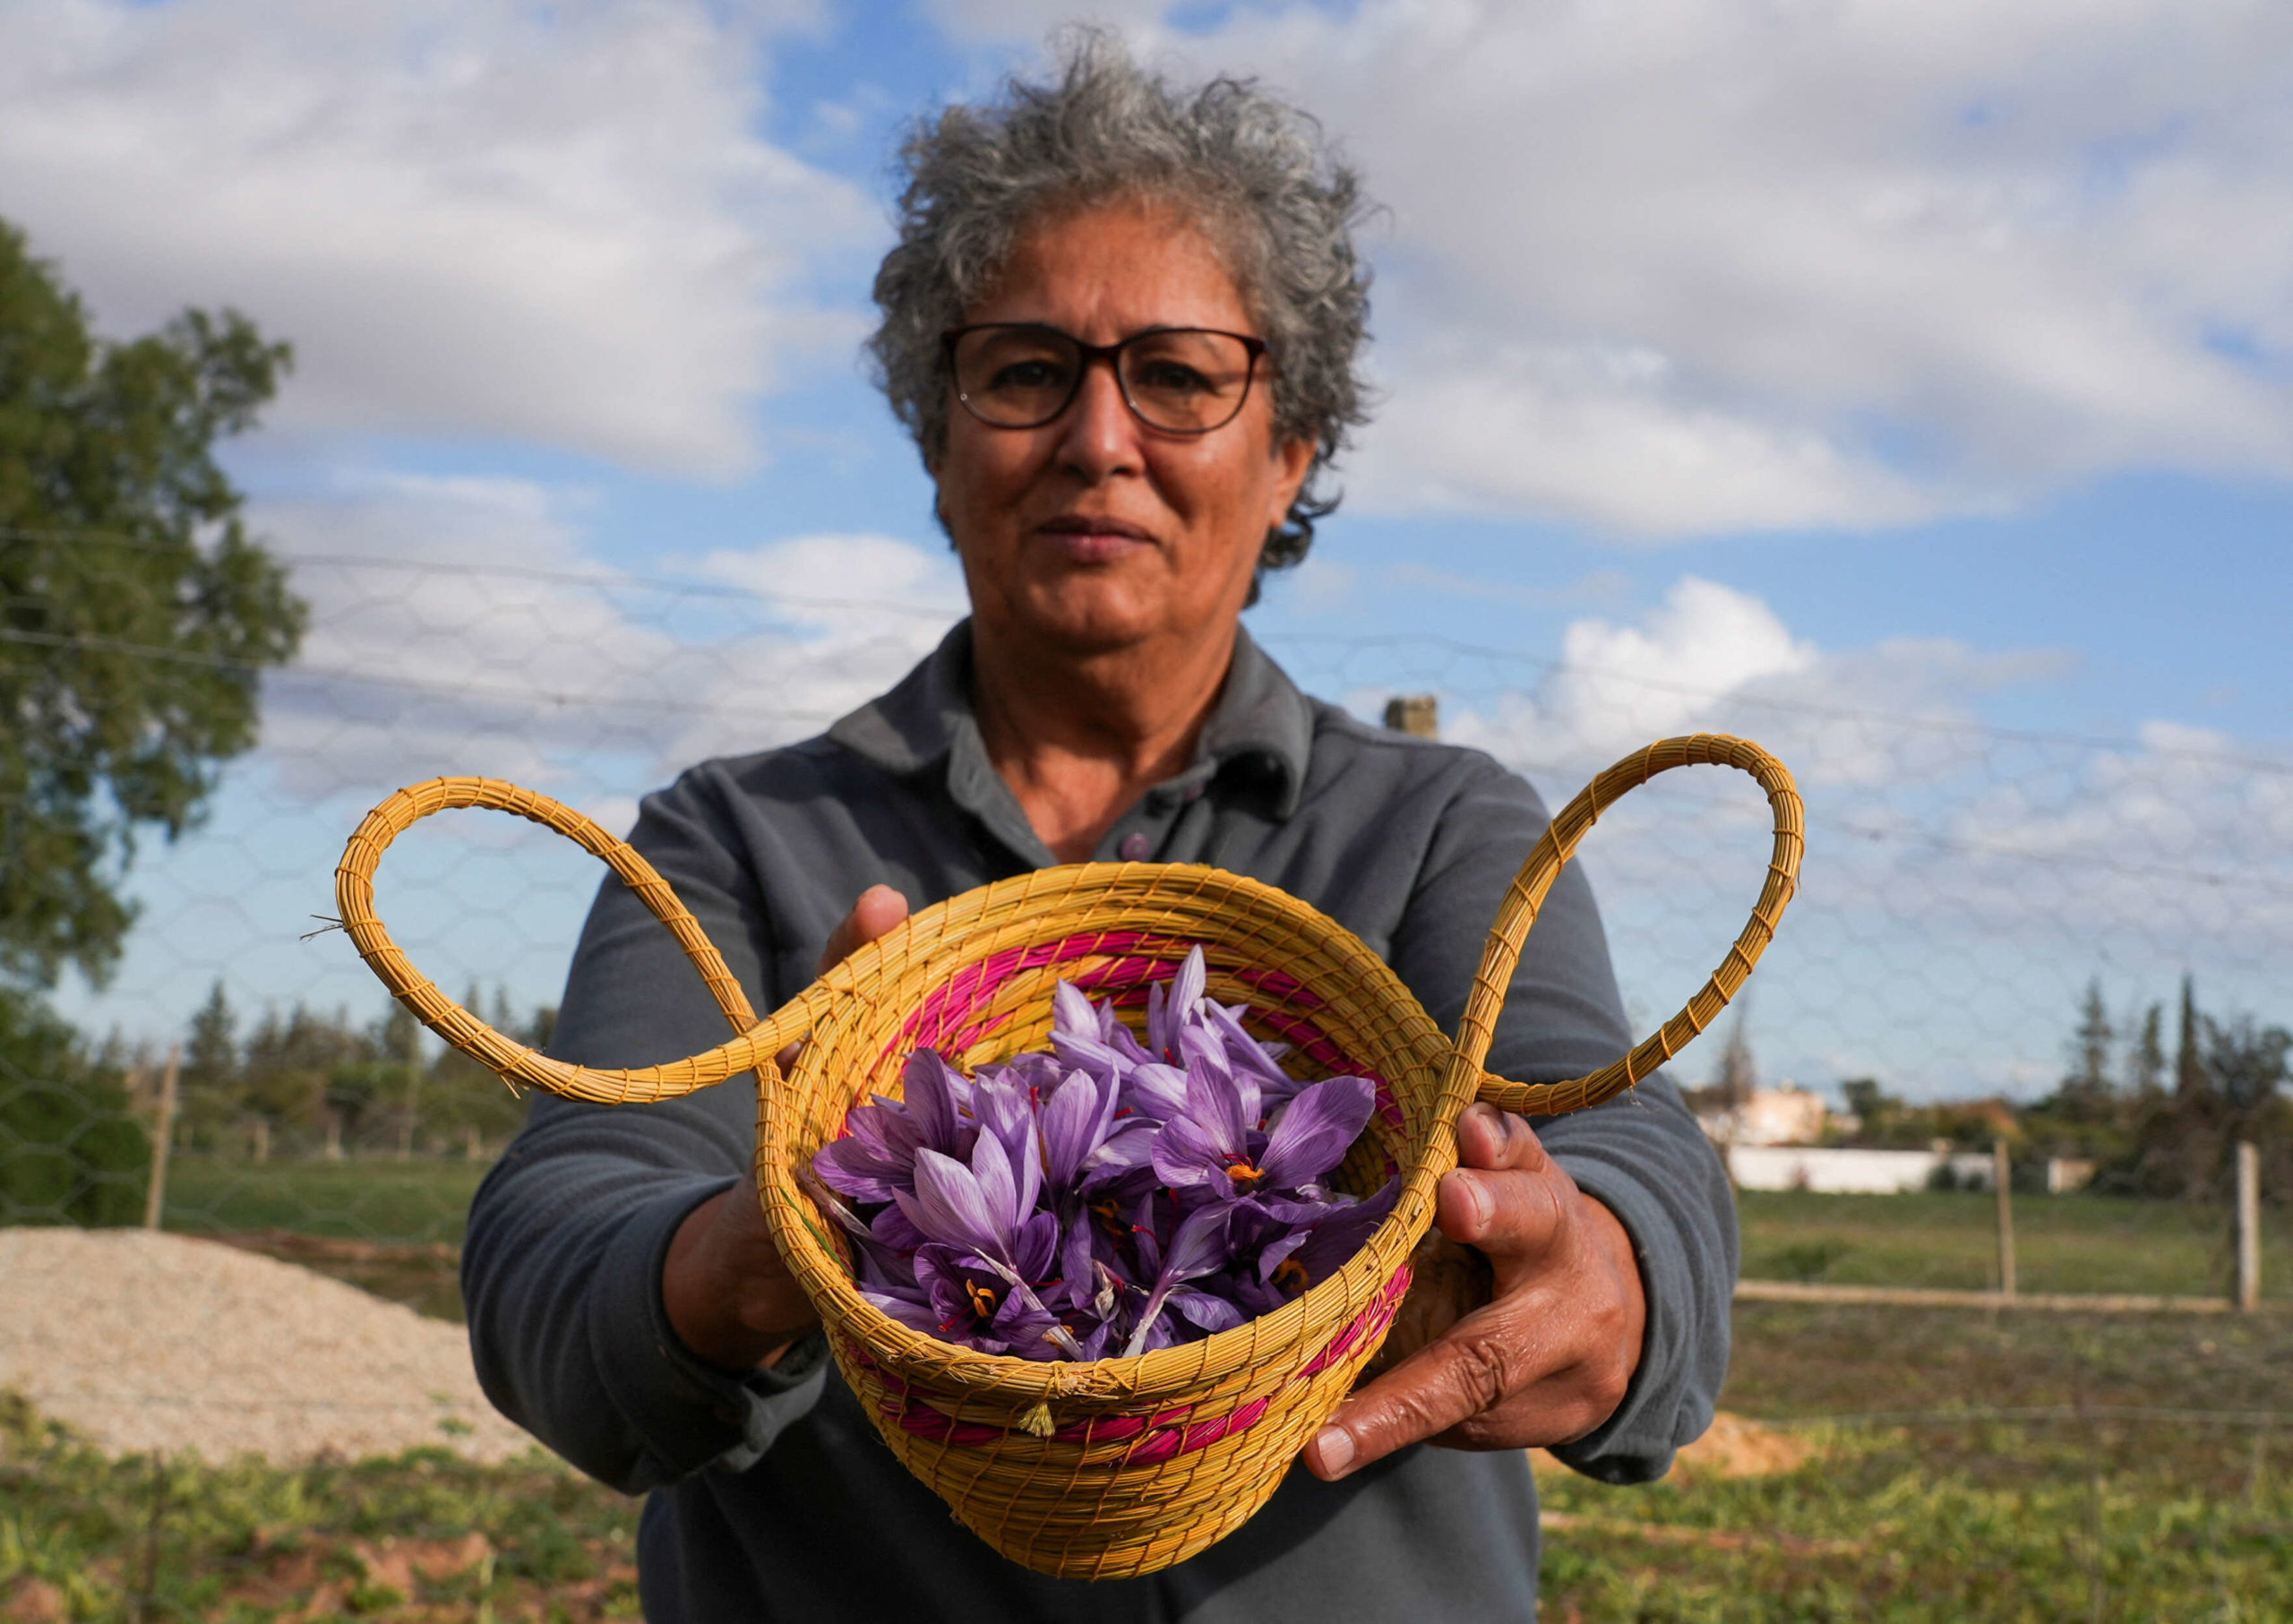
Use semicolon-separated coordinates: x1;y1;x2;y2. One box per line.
0;1227;537;1464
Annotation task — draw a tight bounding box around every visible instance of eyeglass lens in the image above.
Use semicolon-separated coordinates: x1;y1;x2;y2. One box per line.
950;327;1257;433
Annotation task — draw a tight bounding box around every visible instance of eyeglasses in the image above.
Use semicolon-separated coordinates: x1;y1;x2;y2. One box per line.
942;323;1268;434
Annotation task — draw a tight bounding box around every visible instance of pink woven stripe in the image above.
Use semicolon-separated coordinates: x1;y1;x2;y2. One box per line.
887;929;1195;1059
883;932;1406;1130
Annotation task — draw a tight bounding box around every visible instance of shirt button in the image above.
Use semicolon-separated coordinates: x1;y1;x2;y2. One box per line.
1118;832;1151;862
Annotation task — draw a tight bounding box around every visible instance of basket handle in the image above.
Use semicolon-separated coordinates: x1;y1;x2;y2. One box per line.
1458;735;1803;1118
333;777;826;1104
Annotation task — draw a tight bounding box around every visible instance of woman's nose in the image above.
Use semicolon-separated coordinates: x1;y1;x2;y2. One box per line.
1054;356;1144;479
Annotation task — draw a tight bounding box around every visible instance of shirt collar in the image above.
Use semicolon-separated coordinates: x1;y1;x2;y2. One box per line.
826;618;1313;824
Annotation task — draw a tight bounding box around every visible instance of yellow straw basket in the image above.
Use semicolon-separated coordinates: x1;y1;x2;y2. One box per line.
334;733;1801;1578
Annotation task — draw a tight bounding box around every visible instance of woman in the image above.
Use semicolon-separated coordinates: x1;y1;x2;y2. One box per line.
466;37;1735;1622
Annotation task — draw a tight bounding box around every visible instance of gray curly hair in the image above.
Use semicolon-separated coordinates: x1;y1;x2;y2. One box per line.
867;30;1374;580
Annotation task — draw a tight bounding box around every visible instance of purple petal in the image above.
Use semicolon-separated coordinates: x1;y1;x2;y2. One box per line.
871;1199;928;1254
1120;1061;1189;1124
897;1147;1003;1257
1258;1075;1376;1190
902;1050;974;1155
812;1136;906;1203
1172;945;1207;1022
1104;1018;1155;1066
1206;1001;1299;1101
1152;1113;1236;1191
1158;1203;1233;1287
1268;1176;1402;1291
968;1080;1042;1222
1181;1049;1248;1150
1166;1286;1244;1335
863;1290;943;1333
1052;979;1101;1040
966;1127;1024;1238
1038;1069;1109;1190
1083;1121;1158;1185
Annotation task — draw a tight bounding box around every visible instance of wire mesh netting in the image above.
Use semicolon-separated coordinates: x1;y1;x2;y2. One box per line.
5;541;2290;1296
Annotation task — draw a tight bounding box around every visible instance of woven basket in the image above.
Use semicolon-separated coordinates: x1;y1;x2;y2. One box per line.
334;732;1801;1578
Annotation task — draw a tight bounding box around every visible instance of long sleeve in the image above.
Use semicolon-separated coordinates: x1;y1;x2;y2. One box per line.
1384;754;1739;1484
460;770;830;1493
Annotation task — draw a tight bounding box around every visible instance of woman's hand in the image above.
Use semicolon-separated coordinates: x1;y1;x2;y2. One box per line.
660;884;912;1374
1302;1103;1646;1480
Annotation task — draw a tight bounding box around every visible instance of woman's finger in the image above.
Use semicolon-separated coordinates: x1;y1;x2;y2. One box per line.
1305;1294;1555;1479
1437;1106;1572;1269
816;883;911;975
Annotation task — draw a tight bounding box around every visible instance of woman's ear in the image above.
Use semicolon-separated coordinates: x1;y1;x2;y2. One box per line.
1267;437;1315;533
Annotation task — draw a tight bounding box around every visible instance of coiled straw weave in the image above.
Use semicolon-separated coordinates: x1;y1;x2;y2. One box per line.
334;733;1802;1577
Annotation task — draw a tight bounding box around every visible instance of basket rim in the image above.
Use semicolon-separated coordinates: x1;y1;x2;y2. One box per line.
752;859;1473;1408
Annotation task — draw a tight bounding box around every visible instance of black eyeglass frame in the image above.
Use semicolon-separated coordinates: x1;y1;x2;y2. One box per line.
940;322;1270;435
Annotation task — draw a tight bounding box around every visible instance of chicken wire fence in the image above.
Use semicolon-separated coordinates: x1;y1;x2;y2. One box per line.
4;546;2291;1304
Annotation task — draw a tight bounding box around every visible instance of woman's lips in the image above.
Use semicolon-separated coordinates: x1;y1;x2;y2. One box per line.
1035;516;1154;564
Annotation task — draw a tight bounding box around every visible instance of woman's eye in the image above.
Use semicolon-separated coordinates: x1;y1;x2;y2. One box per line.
1133;360;1212;395
990;358;1065;391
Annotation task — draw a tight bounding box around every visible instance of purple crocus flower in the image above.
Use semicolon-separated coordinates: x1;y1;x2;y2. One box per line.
1153;1072;1376;1205
813;1048;975;1202
811;943;1395;1361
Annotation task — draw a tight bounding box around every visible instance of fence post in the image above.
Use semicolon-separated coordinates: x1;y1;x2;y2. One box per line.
142;1044;180;1232
1994;1139;2016;1301
2236;1139;2261;1312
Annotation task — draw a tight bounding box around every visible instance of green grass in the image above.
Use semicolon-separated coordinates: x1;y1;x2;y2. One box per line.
7;1297;2288;1620
0;1395;638;1621
1738;1188;2293;1299
1544;1302;2293;1620
157;1157;491;1249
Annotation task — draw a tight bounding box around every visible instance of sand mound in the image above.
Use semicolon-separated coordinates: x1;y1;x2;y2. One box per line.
0;1227;535;1465
1532;1410;1815;1481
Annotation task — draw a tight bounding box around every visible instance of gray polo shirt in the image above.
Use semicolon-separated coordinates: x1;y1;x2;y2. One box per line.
463;621;1737;1623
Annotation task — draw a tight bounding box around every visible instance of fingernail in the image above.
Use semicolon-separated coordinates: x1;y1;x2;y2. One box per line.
1314;1425;1355;1477
1464;1173;1494;1230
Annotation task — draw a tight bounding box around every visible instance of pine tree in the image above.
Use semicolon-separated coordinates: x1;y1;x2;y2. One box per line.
2124;1003;2166;1098
2174;975;2208;1100
2058;978;2115;1119
176;978;241;1147
1713;1010;1756;1109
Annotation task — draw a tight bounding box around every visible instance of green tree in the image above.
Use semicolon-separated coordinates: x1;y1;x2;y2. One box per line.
2053;977;2116;1121
2174;975;2206;1101
176;977;240;1147
0;987;146;1224
2123;1002;2165;1098
1;218;305;991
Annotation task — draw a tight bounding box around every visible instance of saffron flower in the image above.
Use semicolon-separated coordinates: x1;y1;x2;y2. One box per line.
810;947;1398;1359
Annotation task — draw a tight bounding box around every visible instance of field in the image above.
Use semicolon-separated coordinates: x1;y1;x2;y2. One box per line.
1737;1189;2293;1300
6;1302;2286;1620
156;1165;2292;1310
9;1176;2287;1619
159;1158;487;1249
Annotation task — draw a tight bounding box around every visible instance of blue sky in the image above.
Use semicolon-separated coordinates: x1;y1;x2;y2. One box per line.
8;0;2289;1102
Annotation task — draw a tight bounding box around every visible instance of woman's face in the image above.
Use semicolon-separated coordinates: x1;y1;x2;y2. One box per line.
932;199;1315;663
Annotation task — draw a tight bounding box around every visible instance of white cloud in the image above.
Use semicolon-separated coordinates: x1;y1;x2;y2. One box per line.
253;476;962;802
1442;576;1816;766
0;0;872;476
960;2;2293;535
1379;572;2293;1096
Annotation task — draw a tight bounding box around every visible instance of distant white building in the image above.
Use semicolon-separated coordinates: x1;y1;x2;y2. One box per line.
1727;1145;1992;1193
1698;1083;1827;1147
